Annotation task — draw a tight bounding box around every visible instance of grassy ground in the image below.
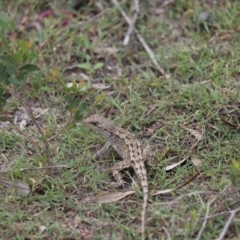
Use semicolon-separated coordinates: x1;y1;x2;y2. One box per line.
1;0;240;239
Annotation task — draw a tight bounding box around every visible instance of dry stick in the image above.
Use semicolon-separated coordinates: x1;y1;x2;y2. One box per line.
123;10;138;46
20;165;69;172
136;33;165;75
196;196;217;240
111;0;165;75
218;207;240;240
24;101;52;174
162;227;171;240
123;0;139;46
134;0;140;12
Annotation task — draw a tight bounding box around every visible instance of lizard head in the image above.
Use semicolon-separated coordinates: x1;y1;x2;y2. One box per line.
83;115;113;138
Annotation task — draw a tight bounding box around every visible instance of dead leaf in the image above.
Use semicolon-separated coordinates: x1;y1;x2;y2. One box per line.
19;119;27;130
29;178;37;187
13;107;49;127
0;154;15;172
220;116;239;127
152;188;174;196
94;46;118;54
92;83;110;90
19;7;29;32
95;191;135;204
181;126;204;141
0;177;30;194
160;148;171;159
164;157;188;171
35;38;49;52
191;155;202;166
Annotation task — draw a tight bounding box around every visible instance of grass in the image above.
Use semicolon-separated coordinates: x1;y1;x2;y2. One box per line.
1;0;240;239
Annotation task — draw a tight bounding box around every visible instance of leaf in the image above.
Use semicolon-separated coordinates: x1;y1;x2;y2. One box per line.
8;76;20;85
95;191;135;204
74;102;88;120
0;55;11;64
191;155;202;167
78;101;88;112
66;81;89;92
0;28;9;50
0;177;30;194
0;88;6;109
9;19;16;31
0;13;8;22
181;126;204;141
19;64;39;72
6;64;16;74
93;62;104;71
0;19;9;29
0;65;8;85
78;62;91;71
164;157;188;171
0;87;5;96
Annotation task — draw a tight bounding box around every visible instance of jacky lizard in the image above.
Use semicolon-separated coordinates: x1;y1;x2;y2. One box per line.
84;115;148;240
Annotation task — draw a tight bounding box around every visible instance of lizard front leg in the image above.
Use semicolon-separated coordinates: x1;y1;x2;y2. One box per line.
94;140;112;158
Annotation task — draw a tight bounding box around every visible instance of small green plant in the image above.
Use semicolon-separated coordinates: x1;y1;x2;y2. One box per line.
0;9;56;177
230;158;240;186
0;9;91;177
78;62;104;75
0;10;39;110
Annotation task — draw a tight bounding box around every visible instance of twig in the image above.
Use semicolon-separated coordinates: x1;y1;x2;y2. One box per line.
111;0;165;75
123;10;138;46
47;118;74;142
217;207;240;240
196;196;217;240
123;0;139;46
153;191;210;206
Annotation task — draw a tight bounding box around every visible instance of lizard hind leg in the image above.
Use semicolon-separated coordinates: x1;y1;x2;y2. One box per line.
111;160;132;188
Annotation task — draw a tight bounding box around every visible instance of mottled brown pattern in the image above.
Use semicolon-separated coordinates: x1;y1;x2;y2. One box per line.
84;115;148;240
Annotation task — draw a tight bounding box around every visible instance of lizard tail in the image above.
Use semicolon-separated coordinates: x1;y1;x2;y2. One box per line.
141;193;148;240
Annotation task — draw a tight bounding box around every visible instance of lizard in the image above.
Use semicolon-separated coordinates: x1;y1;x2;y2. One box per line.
83;115;148;240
